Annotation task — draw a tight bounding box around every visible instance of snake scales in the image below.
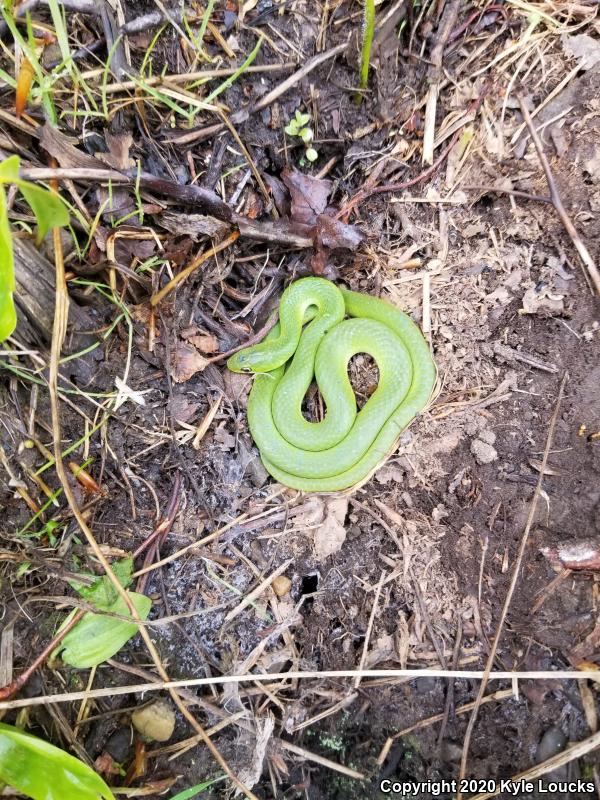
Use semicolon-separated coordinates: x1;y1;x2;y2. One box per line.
227;277;436;492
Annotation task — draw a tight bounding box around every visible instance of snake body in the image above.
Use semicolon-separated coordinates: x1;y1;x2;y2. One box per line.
227;278;436;492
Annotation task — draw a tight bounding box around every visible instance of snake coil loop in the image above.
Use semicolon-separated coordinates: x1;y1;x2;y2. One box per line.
228;277;436;492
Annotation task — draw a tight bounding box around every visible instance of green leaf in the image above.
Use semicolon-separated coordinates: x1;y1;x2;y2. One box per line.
0;722;115;800
300;127;313;143
295;110;310;127
58;591;152;668
0;155;20;181
0;185;16;342
17;181;69;244
284;120;300;136
71;557;134;609
305;147;318;162
170;776;226;800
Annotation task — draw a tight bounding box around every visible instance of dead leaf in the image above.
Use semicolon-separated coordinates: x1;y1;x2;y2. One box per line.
521;284;565;315
315;214;363;250
40;124;99;169
562;33;600;71
264;174;291;216
170;342;209;383
186;333;219;354
313;497;348;561
281;167;332;225
96;131;135;170
365;633;395;668
159;211;231;240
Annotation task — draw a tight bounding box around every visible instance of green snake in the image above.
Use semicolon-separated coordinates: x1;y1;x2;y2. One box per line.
227;277;436;492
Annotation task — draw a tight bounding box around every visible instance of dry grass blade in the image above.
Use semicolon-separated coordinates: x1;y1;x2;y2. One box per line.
457;373;568;799
3;668;600;711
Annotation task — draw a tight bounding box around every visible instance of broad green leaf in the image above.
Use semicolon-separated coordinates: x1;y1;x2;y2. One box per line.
0;155;20;181
0;722;115;800
58;591;152;668
17;180;69;244
70;557;134;609
305;148;318;162
300;127;313;143
0;185;16;341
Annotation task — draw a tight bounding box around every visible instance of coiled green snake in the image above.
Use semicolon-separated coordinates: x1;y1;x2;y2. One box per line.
227;277;436;492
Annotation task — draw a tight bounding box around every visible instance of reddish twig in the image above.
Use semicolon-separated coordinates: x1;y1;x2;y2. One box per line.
0;609;85;701
448;4;507;44
134;473;182;593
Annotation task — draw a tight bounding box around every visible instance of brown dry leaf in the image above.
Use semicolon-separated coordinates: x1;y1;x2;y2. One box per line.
313;497;348;561
365;633;395;668
521;285;565;315
315;214;363;251
170;342;209;383
281;167;332;225
186;333;219;354
97;131;135;170
159;211;231;240
40;124;99;169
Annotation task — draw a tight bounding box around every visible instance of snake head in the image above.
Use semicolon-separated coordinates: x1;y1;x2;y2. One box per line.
227;350;258;373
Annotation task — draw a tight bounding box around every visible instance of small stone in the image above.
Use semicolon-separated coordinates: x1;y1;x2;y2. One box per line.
440;740;463;762
471;439;498;465
535;726;567;763
271;575;292;597
132;701;175;742
479;429;497;445
104;728;132;762
414;676;438;694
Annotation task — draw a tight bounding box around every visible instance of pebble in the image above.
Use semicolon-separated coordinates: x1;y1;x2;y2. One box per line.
535;726;567;763
471;439;498;465
132;701;176;742
104;728;132;762
479;429;496;445
271;575;292;597
414;676;438;694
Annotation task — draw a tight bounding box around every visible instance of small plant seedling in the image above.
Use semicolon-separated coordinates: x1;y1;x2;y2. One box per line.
356;0;375;104
285;109;318;164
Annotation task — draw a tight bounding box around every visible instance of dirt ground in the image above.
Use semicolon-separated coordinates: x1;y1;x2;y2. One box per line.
1;1;600;799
